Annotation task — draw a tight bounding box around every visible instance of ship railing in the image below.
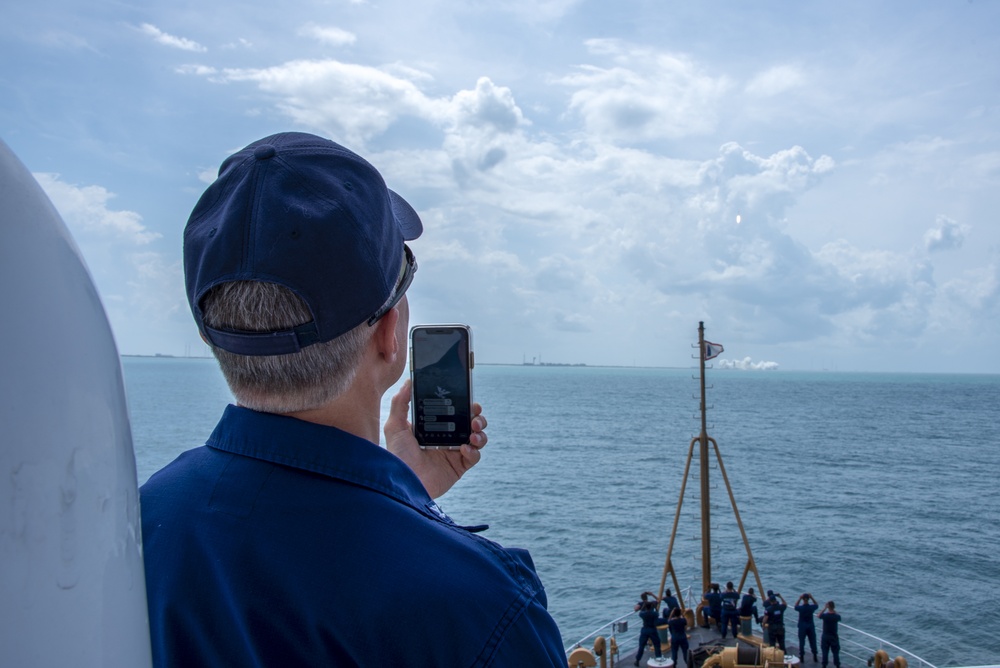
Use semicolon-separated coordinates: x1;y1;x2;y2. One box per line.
836;623;937;668
564;587;695;658
565;598;939;668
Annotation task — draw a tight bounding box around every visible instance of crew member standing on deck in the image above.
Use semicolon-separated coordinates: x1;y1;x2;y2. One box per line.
139;132;565;667
819;601;842;668
661;588;680;619
704;583;723;631
720;581;741;638
795;593;819;662
740;587;760;625
764;592;788;651
667;607;691;668
634;593;665;667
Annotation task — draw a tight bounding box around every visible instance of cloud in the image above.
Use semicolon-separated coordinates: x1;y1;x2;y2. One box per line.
138;23;207;52
186;59;528;155
198;59;442;145
559;40;731;143
924;215;968;252
489;0;585;23
163;40;988;365
449;77;525;134
745;65;805;97
31;173;184;345
717;357;779;370
298;23;356;47
33;173;160;245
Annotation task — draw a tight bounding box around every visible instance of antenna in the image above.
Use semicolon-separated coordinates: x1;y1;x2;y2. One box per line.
656;323;766;606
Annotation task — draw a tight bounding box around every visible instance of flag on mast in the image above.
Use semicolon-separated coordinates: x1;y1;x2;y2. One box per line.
704;341;724;361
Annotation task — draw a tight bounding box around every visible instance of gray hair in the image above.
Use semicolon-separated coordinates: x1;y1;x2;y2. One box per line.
201;281;372;413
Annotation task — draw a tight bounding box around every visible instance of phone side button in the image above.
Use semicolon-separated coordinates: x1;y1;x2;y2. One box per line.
470;350;475;369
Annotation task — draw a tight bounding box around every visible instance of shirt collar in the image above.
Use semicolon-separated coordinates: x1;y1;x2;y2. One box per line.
205;404;437;519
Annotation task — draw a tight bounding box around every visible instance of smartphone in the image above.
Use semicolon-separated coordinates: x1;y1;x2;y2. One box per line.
409;324;474;449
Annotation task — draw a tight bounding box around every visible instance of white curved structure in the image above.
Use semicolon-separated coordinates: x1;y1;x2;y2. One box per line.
0;140;152;665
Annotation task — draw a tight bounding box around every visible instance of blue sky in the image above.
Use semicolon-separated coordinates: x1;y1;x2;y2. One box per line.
3;0;998;372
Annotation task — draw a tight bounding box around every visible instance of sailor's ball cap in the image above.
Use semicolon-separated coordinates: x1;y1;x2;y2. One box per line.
184;132;422;355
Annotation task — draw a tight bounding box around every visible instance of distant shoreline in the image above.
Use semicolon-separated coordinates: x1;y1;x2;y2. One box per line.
120;354;680;369
118;355;999;376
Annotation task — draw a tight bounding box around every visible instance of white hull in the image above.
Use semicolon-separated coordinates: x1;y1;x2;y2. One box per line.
0;140;151;665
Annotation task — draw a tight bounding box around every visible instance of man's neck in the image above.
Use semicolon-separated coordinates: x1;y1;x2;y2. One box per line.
281;381;384;444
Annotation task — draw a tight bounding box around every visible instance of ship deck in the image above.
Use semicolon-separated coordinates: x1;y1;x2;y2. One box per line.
630;620;823;668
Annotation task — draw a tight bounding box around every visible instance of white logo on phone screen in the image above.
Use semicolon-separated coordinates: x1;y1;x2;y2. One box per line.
434;386;450;399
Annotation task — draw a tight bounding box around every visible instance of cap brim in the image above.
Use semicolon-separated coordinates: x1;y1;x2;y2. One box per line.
389;189;423;241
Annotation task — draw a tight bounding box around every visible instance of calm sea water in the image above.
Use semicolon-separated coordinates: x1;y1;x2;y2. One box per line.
123;357;1000;667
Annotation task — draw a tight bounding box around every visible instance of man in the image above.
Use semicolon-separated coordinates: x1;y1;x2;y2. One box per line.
763;592;787;651
661;588;680;619
739;587;760;626
633;594;664;667
703;583;722;631
140;132;565;666
795;593;820;662
666;608;690;668
720;581;740;639
819;601;842;668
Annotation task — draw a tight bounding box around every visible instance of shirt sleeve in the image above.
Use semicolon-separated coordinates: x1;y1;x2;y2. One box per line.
485;596;566;667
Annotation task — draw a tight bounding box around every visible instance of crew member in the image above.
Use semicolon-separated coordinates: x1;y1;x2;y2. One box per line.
635;593;664;667
764;592;788;651
720;581;741;638
740;587;760;625
140;132;565;666
668;607;691;668
662;588;681;619
795;593;819;662
819;601;842;668
704;583;722;631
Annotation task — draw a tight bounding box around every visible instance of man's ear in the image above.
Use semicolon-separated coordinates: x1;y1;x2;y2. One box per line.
372;308;400;363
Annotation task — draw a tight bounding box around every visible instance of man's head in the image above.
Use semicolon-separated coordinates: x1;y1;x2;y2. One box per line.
184;132;422;411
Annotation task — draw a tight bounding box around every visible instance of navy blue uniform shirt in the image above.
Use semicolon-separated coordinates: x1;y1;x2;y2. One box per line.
141;405;564;667
796;603;819;628
766;601;787;627
819;611;841;637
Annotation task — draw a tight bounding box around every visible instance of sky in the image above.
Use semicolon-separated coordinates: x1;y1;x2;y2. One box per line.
2;0;999;373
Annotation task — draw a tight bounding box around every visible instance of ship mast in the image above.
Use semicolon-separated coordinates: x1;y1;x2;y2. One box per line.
697;321;712;592
657;322;766;606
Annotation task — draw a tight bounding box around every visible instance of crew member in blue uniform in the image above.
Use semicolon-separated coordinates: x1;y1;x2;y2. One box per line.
764;592;788;651
704;583;722;630
667;607;691;667
634;592;664;666
661;588;681;619
740;587;760;625
819;601;842;668
140;132;565;667
795;593;819;661
720;581;741;638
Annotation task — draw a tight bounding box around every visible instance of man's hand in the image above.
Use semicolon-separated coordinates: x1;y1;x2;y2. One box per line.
384;380;488;499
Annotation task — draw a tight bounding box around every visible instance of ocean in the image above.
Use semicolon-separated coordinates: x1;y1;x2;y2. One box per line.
123;357;1000;667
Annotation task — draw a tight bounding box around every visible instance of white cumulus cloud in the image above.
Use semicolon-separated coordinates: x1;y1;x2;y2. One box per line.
560;40;731;143
138;23;207;52
924;215;968;253
33;173;160;245
298;23;356;47
717;357;779;370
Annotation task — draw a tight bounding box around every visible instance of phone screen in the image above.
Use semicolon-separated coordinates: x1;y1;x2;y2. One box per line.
410;325;473;448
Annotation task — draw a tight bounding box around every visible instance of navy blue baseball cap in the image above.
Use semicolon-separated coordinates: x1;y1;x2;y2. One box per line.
184;132;422;355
